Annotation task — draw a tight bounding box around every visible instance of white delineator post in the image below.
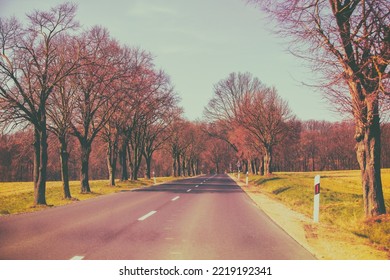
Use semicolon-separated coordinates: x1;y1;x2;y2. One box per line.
313;175;320;223
246;171;249;186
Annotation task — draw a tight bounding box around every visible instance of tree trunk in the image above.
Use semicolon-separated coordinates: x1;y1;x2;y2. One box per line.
177;154;181;177
33;126;47;205
80;141;91;193
107;142;117;187
182;157;186;177
264;147;272;176
119;142;128;181
172;155;177;177
259;156;265;176
127;144;134;180
355;98;386;217
145;155;152;179
251;160;257;175
132;148;142;181
59;136;71;199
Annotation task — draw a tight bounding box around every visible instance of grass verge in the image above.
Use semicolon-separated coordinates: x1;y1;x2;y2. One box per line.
0;177;175;215
240;169;390;258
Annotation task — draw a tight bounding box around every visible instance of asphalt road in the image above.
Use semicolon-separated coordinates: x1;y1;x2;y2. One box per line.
0;174;315;260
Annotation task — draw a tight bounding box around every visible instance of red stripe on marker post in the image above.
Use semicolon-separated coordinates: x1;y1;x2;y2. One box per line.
315;183;320;195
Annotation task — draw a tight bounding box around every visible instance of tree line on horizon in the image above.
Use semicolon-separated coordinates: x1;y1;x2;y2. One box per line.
2;118;390;182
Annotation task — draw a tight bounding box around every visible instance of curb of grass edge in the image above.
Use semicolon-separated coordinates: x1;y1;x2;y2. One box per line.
228;174;319;259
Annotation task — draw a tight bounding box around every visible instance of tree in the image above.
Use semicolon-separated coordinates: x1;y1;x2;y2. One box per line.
47;74;78;198
237;86;293;175
204;72;292;175
71;26;125;193
142;104;181;179
250;0;389;217
0;3;79;204
102;114;120;187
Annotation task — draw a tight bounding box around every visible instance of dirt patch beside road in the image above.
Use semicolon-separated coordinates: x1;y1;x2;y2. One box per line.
231;175;388;260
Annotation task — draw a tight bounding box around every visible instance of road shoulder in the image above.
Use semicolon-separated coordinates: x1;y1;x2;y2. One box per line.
230;174;388;260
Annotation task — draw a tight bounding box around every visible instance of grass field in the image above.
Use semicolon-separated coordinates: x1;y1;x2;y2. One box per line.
246;169;390;252
0;177;175;215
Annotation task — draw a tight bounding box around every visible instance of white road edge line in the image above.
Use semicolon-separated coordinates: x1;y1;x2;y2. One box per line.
172;196;180;201
70;255;84;260
187;189;192;192
138;210;157;221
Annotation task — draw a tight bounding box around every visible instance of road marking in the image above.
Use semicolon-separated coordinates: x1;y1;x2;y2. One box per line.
138;210;157;221
172;196;180;201
70;255;84;260
187;189;192;192
195;185;199;188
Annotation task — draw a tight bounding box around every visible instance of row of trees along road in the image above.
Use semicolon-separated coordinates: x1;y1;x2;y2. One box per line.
0;3;180;203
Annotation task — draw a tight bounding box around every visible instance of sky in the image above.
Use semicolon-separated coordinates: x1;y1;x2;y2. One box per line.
0;0;342;122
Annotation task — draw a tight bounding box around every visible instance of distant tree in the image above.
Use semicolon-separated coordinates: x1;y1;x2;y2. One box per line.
102;114;120;187
142;104;181;179
237;86;293;175
204;72;293;175
166;117;188;177
116;48;154;182
0;3;79;204
249;0;389;216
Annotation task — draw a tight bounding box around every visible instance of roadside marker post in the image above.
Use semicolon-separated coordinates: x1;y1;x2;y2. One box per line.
246;171;249;186
313;175;320;223
153;171;156;185
237;161;241;180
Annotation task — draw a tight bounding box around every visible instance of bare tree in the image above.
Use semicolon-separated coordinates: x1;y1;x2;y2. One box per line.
113;48;160;181
249;0;388;217
100;47;147;186
71;26;125;193
142;100;181;179
237;86;293;175
0;3;79;205
204;72;292;176
47;72;78;199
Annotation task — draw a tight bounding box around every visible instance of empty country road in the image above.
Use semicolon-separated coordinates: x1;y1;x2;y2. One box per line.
0;174;315;260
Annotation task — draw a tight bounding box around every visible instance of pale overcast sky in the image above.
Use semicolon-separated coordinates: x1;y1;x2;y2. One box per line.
0;0;342;122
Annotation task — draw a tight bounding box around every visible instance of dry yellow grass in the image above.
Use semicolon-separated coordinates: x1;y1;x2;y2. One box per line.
0;177;174;215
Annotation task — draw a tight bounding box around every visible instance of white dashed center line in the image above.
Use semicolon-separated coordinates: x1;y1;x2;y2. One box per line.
138;210;157;221
172;196;180;201
187;189;192;192
70;255;84;260
195;185;199;188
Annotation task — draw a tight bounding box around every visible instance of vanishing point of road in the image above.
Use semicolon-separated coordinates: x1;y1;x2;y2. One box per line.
0;174;315;260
